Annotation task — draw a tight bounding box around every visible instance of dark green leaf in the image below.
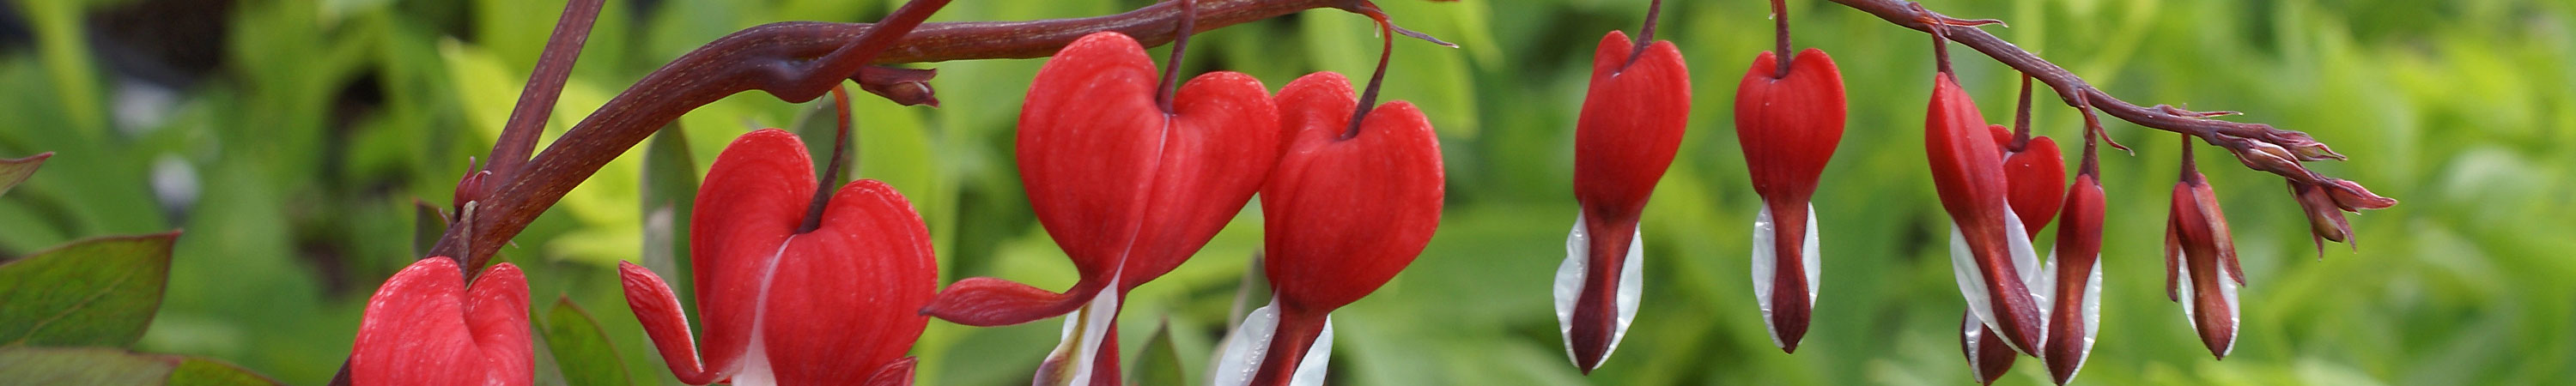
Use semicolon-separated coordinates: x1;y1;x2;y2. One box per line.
166;357;285;386
1127;318;1185;386
0;347;178;385
540;297;633;386
0;232;180;347
0;152;47;196
641;123;698;318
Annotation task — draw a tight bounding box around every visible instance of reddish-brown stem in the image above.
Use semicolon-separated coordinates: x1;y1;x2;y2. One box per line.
422;0;954;274
1771;0;1792;77
1835;0;2339;179
489;0;604;187
1343;5;1397;140
799;85;856;234
2010;74;2033;151
2178;133;2201;183
2076;98;2102;178
1157;0;1199;113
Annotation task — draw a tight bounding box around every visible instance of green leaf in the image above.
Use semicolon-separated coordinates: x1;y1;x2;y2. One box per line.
0;347;280;386
540;297;633;386
0;152;47;196
0;347;179;384
0;232;180;347
641;123;698;317
1127;318;1185;386
167;357;285;386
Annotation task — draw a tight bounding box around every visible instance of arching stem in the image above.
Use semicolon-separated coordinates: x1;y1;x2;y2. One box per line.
1342;9;1397;140
2011;74;2033;151
1771;0;1792;77
1156;0;1198;114
799;85;857;234
1623;0;1667;69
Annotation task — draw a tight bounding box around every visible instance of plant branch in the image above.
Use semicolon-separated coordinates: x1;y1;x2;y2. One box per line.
423;0;1381;273
1829;0;2343;183
488;0;605;186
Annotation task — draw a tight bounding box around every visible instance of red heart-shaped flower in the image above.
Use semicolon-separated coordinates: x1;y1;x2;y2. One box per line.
1733;47;1844;353
1232;71;1444;385
921;32;1279;327
1925;73;2045;356
1561;29;1688;373
352;257;531;386
2001;134;2066;236
621;128;935;385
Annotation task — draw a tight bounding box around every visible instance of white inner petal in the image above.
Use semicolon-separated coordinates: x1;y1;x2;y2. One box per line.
1291;316;1334;386
2068;260;2105;383
1043;272;1123;386
2217;261;2241;357
1553;213;1644;366
1749;204;1822;349
1553;214;1586;362
1613;222;1643;358
732;239;795;386
1212;299;1279;386
1961;315;1989;381
1947;224;2000;348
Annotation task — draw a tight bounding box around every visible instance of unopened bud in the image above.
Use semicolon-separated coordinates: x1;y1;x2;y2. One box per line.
2326;178;2397;211
2232;141;2309;178
2274;133;2345;160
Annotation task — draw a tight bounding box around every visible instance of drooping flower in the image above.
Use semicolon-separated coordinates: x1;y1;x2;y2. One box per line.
619;129;936;385
2042;171;2107;384
2166;143;2244;359
1926;73;2046;356
917;31;1279;386
1733;47;1844;353
1210;71;1443;386
1964;123;2064;384
350;257;531;386
1560;29;1689;373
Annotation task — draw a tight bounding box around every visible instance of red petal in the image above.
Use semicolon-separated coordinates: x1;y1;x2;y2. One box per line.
1733;48;1844;207
620;262;730;384
1568;30;1688;371
1261;71;1445;314
1926;74;2044;353
763;179;939;384
686;128;815;372
1959;311;2015;385
353;258;532;386
2002;136;2066;237
2044;175;2106;383
953;32;1279;328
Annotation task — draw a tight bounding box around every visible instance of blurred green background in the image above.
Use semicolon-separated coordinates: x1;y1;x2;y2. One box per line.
1;0;2569;384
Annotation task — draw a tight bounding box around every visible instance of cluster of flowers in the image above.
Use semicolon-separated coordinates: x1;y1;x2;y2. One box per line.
1552;6;2399;385
341;31;1443;386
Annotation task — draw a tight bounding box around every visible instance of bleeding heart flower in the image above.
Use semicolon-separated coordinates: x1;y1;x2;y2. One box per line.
2041;172;2107;384
1732;47;1843;353
1207;71;1444;386
1925;73;2046;356
2001;135;2066;232
619;129;936;386
350;257;531;386
1960;124;2065;383
2166;160;2243;359
1558;29;1688;373
917;31;1278;386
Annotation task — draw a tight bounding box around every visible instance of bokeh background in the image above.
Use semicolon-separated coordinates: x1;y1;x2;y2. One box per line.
2;0;2570;384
